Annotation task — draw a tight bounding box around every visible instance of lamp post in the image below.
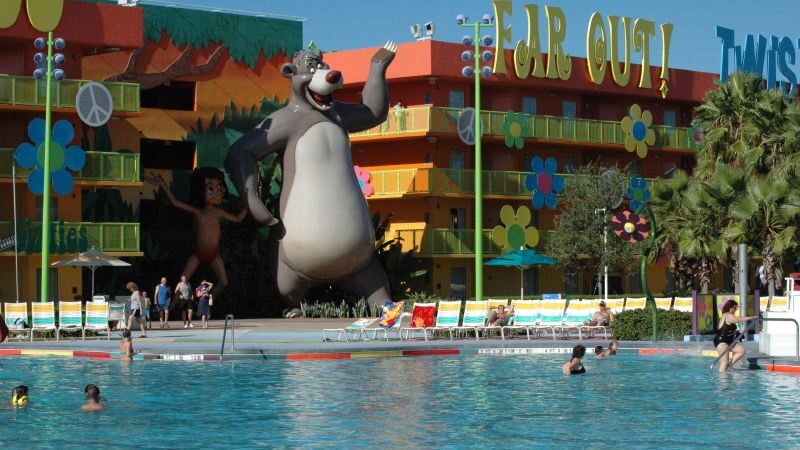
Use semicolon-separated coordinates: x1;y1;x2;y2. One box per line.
457;13;494;301
32;34;66;302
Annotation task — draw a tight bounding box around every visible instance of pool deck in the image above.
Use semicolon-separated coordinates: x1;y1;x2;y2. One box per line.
0;318;782;366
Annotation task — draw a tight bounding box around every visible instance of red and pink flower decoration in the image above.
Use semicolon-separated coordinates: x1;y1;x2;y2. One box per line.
612;210;649;243
354;165;373;197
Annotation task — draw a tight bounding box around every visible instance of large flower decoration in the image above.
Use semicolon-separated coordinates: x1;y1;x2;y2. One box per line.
15;118;86;196
625;177;650;212
688;125;703;150
526;156;564;210
491;205;539;253
354;165;373;197
500;111;528;149
621;104;655;158
611;210;649;243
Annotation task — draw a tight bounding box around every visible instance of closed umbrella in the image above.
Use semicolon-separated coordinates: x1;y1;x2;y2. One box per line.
485;248;558;300
51;247;130;298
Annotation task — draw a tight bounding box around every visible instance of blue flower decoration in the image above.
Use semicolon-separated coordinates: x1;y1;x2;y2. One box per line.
15;119;86;196
626;177;650;212
525;156;564;209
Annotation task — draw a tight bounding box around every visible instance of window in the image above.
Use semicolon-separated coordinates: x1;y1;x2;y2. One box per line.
449;91;465;108
629;272;642;294
664;162;677;179
140;139;196;170
663;109;676;127
563;156;577;174
522;96;537;115
627;160;642;177
423;93;430;104
35;197;58;221
450;267;467;300
450;208;466;229
449;150;465;169
140;81;196;111
562;101;577;118
523;267;538;297
565;272;578;296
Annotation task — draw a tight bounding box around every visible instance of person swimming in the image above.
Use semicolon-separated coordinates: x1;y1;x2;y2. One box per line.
119;329;136;360
82;384;104;411
10;385;28;406
595;340;619;359
563;345;587;375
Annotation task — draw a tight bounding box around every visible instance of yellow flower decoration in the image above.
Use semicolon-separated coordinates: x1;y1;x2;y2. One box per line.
491;205;539;253
0;0;63;32
621;104;655;158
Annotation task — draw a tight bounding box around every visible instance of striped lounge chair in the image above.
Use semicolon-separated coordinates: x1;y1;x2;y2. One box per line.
529;299;564;340
500;300;539;340
83;301;110;340
452;301;488;340
672;297;693;313
3;302;31;340
323;318;378;342
561;300;608;340
57;301;84;341
31;302;57;341
426;301;462;340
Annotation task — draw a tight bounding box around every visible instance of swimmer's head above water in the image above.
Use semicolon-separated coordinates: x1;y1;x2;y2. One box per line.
11;385;28;406
84;384;101;403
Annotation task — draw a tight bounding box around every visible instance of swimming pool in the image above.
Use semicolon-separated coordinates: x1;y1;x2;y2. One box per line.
1;353;799;449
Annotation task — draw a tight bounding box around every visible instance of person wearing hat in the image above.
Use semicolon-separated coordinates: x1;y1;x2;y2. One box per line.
584;300;613;326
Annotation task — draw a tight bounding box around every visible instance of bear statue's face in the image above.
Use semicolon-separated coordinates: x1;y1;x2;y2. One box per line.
282;50;344;112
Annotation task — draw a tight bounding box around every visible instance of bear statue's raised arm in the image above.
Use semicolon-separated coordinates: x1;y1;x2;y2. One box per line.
336;42;397;133
224;115;287;226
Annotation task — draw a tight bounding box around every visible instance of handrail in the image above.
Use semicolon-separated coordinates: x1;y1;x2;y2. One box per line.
760;317;800;360
710;319;756;371
220;313;235;360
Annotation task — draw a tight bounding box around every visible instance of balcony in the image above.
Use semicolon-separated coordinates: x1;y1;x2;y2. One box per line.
0;221;140;254
0;149;141;185
369;167;658;199
0;75;140;113
390;227;554;256
350;106;694;151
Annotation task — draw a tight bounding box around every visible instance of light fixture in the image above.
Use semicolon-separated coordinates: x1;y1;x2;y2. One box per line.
117;0;139;5
424;21;435;38
411;22;434;41
410;24;422;40
456;14;467;25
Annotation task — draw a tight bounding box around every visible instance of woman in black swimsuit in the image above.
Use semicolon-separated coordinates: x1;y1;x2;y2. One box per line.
714;300;756;372
563;345;587;375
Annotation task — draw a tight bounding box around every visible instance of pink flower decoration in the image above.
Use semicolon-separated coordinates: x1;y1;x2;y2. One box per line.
354;165;373;197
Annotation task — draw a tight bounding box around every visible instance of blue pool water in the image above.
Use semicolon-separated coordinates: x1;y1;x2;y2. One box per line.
1;353;800;449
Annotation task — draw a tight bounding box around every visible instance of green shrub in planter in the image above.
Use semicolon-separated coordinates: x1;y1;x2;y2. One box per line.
612;308;692;341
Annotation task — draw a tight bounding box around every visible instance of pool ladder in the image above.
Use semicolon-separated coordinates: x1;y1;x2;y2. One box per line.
220;314;235;360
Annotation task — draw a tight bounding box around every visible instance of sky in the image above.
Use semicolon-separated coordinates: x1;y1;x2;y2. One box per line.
137;0;800;74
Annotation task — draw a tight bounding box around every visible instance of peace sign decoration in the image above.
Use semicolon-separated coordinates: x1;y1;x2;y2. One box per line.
76;82;114;127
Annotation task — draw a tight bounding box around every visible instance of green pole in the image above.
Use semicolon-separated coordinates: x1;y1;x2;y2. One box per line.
40;31;54;303
640;205;658;341
472;22;483;301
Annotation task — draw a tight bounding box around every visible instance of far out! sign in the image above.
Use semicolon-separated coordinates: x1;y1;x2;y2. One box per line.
491;0;674;98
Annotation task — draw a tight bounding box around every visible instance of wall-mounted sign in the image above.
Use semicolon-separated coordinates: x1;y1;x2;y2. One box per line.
492;1;673;98
716;26;798;96
15;218;89;254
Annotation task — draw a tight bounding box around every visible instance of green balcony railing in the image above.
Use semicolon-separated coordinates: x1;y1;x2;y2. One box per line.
390;227;555;256
351;105;693;150
370;167;659;198
0;221;140;254
0;74;140;113
0;148;140;183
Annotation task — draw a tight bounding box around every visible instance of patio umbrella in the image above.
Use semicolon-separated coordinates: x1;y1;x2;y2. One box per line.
485;248;558;300
51;247;130;298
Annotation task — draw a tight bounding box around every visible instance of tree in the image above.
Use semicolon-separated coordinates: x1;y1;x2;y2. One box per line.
546;165;639;293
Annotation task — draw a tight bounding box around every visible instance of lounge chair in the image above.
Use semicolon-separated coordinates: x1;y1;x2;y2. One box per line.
57;301;84;341
3;303;31;340
322;318;378;342
655;297;673;309
364;301;406;340
560;300;608;340
605;298;625;315
529;299;564;340
500;300;539;340
672;297;693;312
452;300;488;340
768;296;789;312
426;301;462;340
624;297;647;310
399;302;437;340
479;299;510;338
84;301;110;340
31;302;57;341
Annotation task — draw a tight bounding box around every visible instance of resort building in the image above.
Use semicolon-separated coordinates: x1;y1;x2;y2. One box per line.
325;40;718;299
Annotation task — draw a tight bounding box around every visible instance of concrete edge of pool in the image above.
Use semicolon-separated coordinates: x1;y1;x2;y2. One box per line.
4;344;796;373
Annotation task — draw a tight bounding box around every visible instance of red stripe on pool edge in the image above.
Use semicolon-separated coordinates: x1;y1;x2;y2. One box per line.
73;351;111;359
287;353;351;360
765;364;800;373
639;348;688;355
403;349;461;356
639;349;657;355
0;349;22;355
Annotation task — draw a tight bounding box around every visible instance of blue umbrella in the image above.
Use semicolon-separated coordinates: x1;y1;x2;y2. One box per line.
485;248;558;300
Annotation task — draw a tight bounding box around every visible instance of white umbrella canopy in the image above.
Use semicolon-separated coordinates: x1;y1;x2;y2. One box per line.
51;247;131;297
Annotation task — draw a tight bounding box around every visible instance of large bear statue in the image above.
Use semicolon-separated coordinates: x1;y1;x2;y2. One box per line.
225;42;398;316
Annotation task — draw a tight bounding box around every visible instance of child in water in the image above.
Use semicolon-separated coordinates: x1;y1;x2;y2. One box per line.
119;329;138;360
82;384;104;411
10;385;28;406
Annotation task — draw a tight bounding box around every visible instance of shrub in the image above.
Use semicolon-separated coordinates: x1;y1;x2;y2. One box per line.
612;308;691;341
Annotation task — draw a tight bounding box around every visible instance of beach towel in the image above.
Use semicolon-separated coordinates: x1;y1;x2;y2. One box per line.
379;301;404;327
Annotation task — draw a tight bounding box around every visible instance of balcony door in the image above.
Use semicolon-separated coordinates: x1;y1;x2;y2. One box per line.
450;267;467;300
562;101;577;137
